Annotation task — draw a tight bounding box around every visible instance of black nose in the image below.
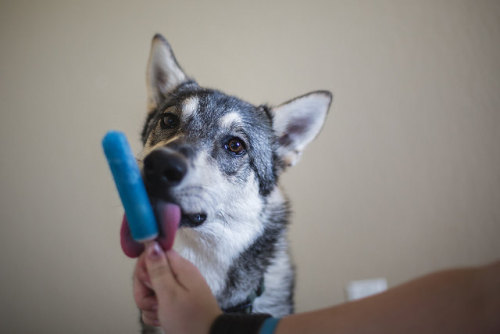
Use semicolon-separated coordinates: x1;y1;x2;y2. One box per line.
143;149;187;192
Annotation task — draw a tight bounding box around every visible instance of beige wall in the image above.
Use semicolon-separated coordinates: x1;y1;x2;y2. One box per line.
1;0;499;332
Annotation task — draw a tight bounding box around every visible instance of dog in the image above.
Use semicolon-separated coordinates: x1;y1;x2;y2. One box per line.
120;34;332;332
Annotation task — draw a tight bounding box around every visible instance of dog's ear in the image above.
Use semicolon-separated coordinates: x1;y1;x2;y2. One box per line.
272;91;332;168
146;34;189;110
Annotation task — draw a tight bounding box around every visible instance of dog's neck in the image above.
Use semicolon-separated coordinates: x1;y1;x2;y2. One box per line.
221;276;266;314
173;214;265;297
173;187;289;308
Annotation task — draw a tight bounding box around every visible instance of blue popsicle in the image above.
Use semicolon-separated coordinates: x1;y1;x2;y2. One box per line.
102;131;158;242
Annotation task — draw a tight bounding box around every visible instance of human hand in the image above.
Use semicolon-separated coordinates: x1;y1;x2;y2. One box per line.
133;242;222;334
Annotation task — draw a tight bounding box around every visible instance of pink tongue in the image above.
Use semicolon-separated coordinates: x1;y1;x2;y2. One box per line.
120;202;181;258
156;201;181;251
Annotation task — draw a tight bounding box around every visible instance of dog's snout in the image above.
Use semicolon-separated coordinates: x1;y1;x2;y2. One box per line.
144;149;187;190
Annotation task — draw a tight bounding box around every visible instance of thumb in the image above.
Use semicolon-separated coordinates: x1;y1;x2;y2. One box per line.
144;242;177;298
166;249;207;290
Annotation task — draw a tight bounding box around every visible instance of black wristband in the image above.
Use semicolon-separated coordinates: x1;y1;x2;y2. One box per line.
209;313;271;334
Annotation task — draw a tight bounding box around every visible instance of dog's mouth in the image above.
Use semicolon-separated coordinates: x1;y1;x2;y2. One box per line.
120;199;207;258
150;197;207;228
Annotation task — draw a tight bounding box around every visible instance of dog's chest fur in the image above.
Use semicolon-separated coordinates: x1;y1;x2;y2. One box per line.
173;186;294;315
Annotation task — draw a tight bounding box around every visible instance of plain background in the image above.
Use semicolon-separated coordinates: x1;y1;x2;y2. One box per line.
1;0;499;332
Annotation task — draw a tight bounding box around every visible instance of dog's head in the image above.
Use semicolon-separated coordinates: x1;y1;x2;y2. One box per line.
121;34;331;258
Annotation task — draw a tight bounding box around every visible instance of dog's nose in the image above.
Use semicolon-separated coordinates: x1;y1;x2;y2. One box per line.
143;149;187;190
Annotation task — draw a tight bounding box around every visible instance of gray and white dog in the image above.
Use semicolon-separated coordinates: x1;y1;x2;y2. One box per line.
132;33;331;328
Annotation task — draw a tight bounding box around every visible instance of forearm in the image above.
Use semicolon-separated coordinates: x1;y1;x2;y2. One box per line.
276;262;500;334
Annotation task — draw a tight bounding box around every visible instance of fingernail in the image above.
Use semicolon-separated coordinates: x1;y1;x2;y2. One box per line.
147;242;162;260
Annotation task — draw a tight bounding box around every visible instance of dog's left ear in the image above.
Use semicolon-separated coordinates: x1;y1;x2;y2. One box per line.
146;34;189;110
272;91;332;168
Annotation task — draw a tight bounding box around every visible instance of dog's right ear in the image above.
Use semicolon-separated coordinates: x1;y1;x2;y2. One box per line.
272;91;332;169
146;34;189;110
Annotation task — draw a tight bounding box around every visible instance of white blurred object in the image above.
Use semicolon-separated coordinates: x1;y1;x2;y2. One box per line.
346;278;388;301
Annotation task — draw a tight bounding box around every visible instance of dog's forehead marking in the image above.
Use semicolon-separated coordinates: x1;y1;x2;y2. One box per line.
181;96;199;121
219;112;242;129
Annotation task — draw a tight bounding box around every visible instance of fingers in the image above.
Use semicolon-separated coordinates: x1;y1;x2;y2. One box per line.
135;255;153;288
133;256;157;312
142;310;160;327
133;276;157;311
166;249;208;290
142;242;222;333
144;242;179;299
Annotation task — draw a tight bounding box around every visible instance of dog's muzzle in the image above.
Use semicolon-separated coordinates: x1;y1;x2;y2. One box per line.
143;148;187;195
143;147;207;228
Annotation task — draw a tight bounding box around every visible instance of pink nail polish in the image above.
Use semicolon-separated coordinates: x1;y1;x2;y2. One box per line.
147;242;162;260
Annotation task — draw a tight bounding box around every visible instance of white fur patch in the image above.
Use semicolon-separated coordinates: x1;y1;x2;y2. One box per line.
253;237;293;317
181;96;199;122
218;112;242;129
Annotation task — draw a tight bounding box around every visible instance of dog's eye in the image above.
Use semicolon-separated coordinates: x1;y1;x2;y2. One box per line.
161;113;179;130
224;137;246;155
